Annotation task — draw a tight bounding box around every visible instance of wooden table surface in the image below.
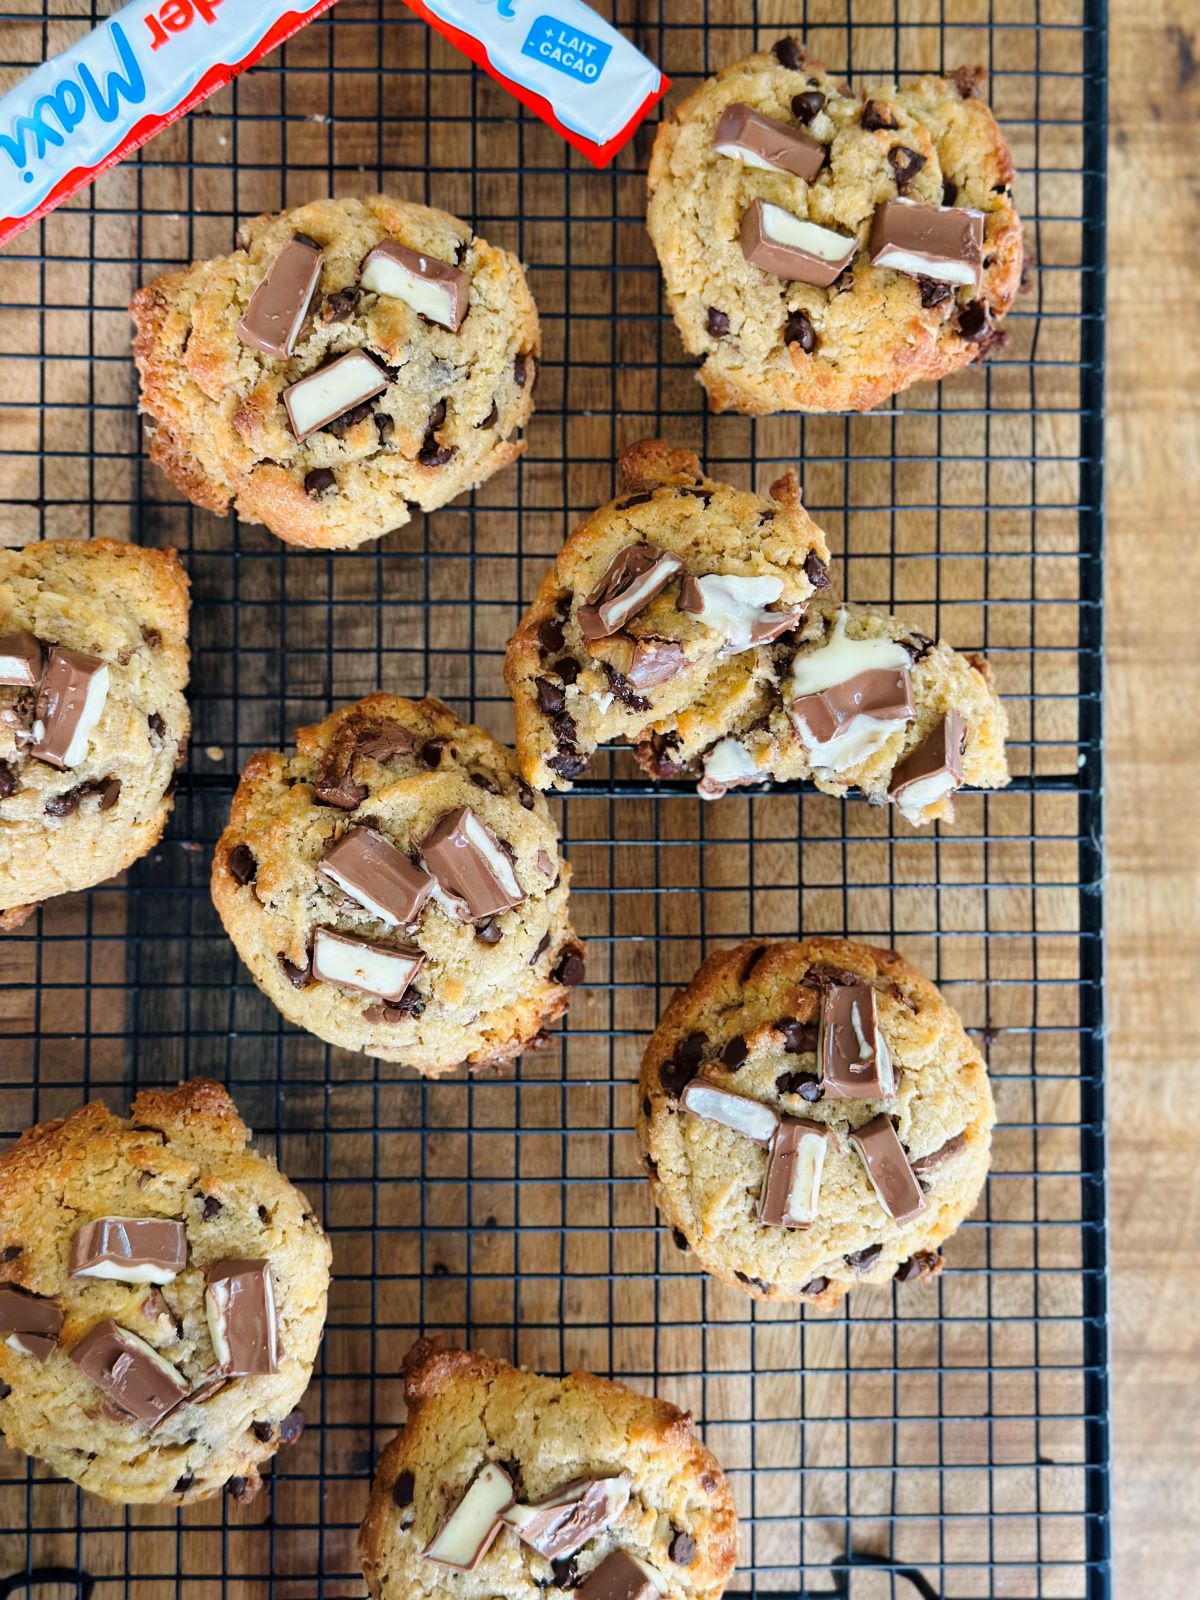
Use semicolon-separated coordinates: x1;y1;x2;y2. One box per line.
1107;3;1200;1595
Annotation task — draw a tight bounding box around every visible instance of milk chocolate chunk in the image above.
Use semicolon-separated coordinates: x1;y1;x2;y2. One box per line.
740;198;857;288
423;1461;515;1571
237;235;324;359
0;630;43;686
0;1283;63;1362
849;1114;926;1222
575;1550;664;1600
888;710;967;821
909;1131;965;1173
204;1258;279;1376
311;927;425;1002
712;100;825;182
792;668;915;765
869;197;985;289
70;1320;189;1425
626;637;686;689
819;981;896;1100
680;1079;779;1145
282;350;388;441
70;1217;188;1285
501;1473;631;1559
31;646;109;770
759;1117;832;1227
418;807;525;920
577;543;684;642
318;827;434;928
360;239;469;331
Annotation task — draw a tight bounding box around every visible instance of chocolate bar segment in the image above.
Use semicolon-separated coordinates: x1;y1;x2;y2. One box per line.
792;669;915;769
282;350;388;441
759;1117;832;1227
889;710;966;822
70;1319;189;1426
698;737;763;801
712;100;825;181
869;197;985;289
577;543;684;641
0;630;43;686
204;1258;279;1376
678;572;803;652
680;1079;779;1145
423;1461;515;1570
237;235;324;359
740;198;857;287
70;1217;188;1285
311;928;425;1002
31;646;109;770
318;826;434;927
849;1114;926;1222
0;1283;63;1363
575;1550;664;1600
418;807;525;920
819;981;895;1100
501;1472;631;1559
360;240;469;332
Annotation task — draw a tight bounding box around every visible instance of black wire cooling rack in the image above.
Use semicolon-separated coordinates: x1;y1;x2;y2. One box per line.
0;1;1108;1595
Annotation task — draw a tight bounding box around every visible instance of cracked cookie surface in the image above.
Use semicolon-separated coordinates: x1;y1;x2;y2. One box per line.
638;939;994;1307
359;1339;738;1600
212;695;582;1076
0;539;189;929
647;41;1023;413
131;195;538;549
0;1080;330;1503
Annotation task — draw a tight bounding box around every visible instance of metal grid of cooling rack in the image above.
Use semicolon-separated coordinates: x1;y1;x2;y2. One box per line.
0;1;1108;1596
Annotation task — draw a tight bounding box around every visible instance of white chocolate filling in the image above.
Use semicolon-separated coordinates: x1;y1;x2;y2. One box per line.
681;1080;779;1145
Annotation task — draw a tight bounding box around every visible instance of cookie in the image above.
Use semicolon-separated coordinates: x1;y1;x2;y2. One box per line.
504;438;832;789
131;195;539;549
212;694;583;1076
359;1339;738;1600
637;939;994;1307
0;538;190;929
647;40;1024;414
0;1080;331;1504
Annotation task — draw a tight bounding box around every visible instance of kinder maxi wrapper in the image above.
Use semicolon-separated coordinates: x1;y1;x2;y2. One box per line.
0;0;338;249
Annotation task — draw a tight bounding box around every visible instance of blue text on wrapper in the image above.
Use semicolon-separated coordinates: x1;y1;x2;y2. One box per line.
0;23;145;185
519;15;611;83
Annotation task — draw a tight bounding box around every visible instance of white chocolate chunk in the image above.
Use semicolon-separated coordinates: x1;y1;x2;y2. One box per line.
713;142;785;172
462;808;522;903
782;1127;829;1224
794;711;910;771
698;737;762;799
311;928;423;1001
758;203;856;263
73;1258;171;1286
894;767;960;823
871;241;980;286
789;610;912;697
423;1462;515;1570
680;573;800;653
59;661;109;768
681;1080;779;1145
283;350;387;441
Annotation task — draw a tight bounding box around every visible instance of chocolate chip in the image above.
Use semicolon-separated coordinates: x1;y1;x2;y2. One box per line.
895;1250;942;1282
791;90;825;123
530;932;551;965
470;770;500;794
942;177;959;206
722;1035;748;1069
257;1205;269;1223
201;1195;222;1219
229;843;257;885
279;954;311;989
375;413;395;447
227;1476;251;1501
148;711;166;738
776;1070;823;1102
671;1228;689;1252
918;278;953;309
957;299;991;342
706;306;730;338
861;100;899;131
553;656;580;686
143;627;162;648
97;777;121;811
773;37;804;70
784;308;817;352
534;677;565;715
327;401;373;439
602;664;650;714
44;787;83;817
903;632;935;662
174;1474;194;1494
0;1245;21;1261
669;1530;697;1566
546;745;585;780
888;146;926;187
537;618;565;655
951;65;986;100
418;440;455;468
734;1271;773;1294
846;1244;883;1270
804;550;831;590
514;351;532;387
801;1276;829;1295
517;780;535;811
642;1097;652;1118
475;919;503;945
0;760;15;800
551;1556;580;1590
659;1056;693;1100
420;739;446;768
552;947;585;987
777;1017;817;1054
321;286;360;322
281;1407;309;1444
251;1421;273;1442
616;491;654;509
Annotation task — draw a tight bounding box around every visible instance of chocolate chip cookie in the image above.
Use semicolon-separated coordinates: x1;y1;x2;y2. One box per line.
638;939;994;1306
131;195;539;549
0;1080;330;1503
647;40;1024;413
212;695;582;1075
0;538;189;929
359;1339;738;1600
